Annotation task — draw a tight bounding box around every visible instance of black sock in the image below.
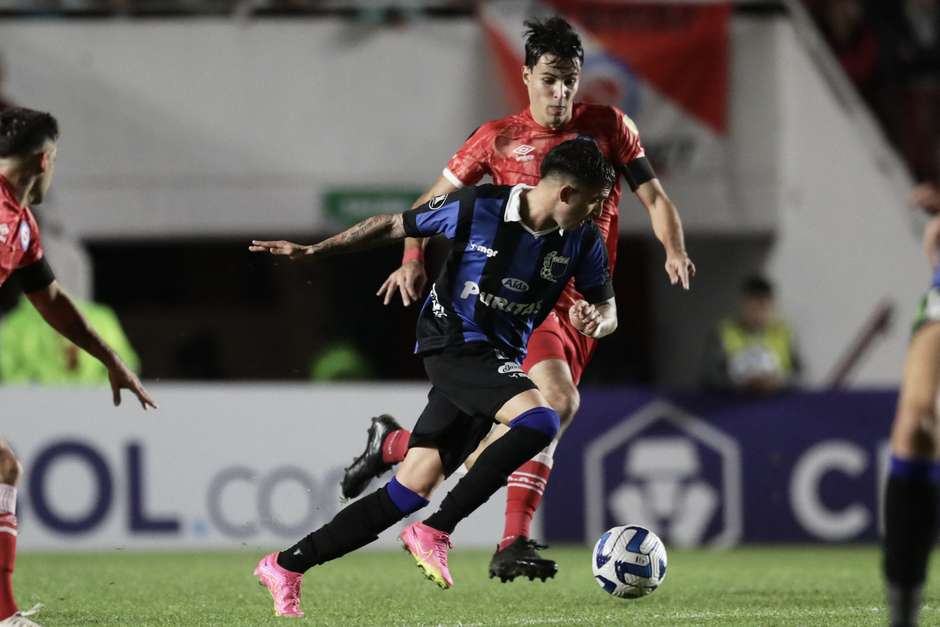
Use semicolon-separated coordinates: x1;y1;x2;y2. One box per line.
886;583;923;627
424;425;551;535
883;470;939;626
277;486;404;573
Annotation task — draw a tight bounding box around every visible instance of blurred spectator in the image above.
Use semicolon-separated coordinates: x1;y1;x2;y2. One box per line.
807;0;940;182
874;0;940;181
815;0;881;108
700;276;802;395
0;296;139;384
0;205;137;384
309;341;372;381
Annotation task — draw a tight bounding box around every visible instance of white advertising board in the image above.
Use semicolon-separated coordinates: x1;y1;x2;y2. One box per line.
0;385;525;551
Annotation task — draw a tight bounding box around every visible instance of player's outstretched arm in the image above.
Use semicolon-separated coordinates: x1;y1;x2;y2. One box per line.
569;298;618;339
635;179;695;290
25;281;157;410
250;213;407;261
377;175;460;306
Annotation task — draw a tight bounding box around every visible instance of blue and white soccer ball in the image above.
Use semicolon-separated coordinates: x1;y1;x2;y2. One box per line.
591;525;667;599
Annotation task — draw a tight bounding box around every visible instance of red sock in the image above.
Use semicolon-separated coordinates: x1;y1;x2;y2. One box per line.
381;429;411;464
500;458;553;551
0;513;17;620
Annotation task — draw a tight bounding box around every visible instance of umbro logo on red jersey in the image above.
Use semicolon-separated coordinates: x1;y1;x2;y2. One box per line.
512;144;536;162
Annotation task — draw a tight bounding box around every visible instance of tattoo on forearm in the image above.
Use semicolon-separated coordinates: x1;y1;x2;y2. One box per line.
314;214;405;257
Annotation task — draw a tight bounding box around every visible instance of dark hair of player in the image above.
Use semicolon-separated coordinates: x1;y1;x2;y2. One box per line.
541;138;616;192
741;275;774;298
523;17;584;69
0;107;59;158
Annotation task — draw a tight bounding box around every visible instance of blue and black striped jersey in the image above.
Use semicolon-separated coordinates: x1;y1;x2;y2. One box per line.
401;183;614;362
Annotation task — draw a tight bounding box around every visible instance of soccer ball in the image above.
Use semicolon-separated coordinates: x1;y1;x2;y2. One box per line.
591;525;667;599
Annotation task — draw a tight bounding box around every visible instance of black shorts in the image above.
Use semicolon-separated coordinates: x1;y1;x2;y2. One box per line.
409;342;538;476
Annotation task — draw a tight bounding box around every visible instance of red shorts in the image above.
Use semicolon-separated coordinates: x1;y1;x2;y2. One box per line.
521;310;597;386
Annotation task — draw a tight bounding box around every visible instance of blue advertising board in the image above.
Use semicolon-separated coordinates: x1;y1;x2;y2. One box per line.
543;389;898;546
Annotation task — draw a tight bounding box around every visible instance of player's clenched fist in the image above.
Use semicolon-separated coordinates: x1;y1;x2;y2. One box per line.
569;299;602;337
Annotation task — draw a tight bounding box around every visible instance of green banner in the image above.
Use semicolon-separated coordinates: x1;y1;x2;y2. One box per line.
323;188;422;228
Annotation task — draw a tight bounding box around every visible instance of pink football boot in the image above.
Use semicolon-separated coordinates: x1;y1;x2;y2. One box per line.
399;521;454;589
254;552;304;617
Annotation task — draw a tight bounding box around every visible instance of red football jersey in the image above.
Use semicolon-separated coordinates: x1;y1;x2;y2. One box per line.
0;175;44;287
444;103;645;314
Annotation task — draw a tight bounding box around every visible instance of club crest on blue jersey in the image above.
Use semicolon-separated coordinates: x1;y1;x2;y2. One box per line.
540;251;571;283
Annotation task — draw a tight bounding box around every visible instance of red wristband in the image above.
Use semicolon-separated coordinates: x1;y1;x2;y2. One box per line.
402;248;424;265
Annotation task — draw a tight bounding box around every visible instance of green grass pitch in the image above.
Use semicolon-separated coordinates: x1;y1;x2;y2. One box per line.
12;546;940;626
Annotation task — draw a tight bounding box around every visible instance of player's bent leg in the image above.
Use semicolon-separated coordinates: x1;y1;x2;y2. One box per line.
488;359;577;582
0;441;21;622
884;322;940;627
420;393;559;587
395;447;454;589
462;358;578;470
393;447;445;498
340;415;407;500
528;359;580;434
256;448;438;617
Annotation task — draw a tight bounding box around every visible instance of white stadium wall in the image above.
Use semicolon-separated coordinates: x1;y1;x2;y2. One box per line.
0;19;507;238
769;14;922;387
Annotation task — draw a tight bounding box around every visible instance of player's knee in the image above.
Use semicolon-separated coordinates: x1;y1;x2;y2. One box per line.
0;446;21;486
386;477;430;515
510;406;561;441
543;385;579;428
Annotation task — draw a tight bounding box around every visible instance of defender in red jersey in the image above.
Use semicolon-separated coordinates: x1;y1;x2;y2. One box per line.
343;17;694;582
0;108;156;625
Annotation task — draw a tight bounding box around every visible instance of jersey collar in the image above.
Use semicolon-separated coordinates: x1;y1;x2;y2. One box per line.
0;175;23;213
504;183;559;238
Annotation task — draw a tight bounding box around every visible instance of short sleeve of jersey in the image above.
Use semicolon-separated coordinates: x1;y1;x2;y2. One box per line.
443;124;494;188
402;187;476;240
17;209;44;269
574;224;615;304
613;106;646;166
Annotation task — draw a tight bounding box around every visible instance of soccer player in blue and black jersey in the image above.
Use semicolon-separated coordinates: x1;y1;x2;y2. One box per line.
881;187;940;627
248;139;618;617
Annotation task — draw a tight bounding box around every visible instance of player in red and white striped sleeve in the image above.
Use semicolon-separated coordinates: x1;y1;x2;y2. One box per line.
342;17;694;582
0;107;156;626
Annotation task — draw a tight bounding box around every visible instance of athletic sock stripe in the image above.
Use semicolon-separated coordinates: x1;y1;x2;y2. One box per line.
508;473;548;485
507;481;546;492
507;482;545;494
511;470;551;481
508;477;547;489
0;527;17;536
